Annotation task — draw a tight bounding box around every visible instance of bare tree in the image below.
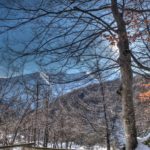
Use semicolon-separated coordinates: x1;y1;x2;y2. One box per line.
0;0;150;149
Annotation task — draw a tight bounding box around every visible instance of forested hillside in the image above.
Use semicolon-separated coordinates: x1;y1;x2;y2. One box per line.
0;74;149;149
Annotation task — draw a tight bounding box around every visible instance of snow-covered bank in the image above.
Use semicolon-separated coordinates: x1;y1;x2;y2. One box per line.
136;133;150;150
138;133;150;143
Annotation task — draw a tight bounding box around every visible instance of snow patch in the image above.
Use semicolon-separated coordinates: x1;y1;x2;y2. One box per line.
136;133;150;150
10;148;22;150
138;133;150;143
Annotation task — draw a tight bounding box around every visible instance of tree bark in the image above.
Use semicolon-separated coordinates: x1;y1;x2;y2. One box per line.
111;0;138;149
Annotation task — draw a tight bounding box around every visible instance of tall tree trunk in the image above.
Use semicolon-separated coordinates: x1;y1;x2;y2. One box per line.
111;0;137;150
96;51;111;150
43;127;48;147
43;98;49;147
34;82;39;146
100;83;111;150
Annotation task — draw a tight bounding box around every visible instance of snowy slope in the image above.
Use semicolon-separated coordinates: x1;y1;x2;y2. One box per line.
0;72;96;100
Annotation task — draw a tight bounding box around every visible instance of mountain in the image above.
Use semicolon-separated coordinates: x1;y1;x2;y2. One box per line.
0;71;97;98
0;71;96;127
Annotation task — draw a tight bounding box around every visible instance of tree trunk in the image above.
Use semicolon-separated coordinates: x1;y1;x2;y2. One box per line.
111;116;125;149
65;141;68;149
96;60;111;150
34;82;39;146
43;127;48;147
100;83;111;150
43;98;49;147
111;0;137;149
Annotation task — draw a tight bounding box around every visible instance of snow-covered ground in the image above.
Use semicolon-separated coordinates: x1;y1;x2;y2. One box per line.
11;143;149;150
39;135;150;150
6;144;150;150
12;146;108;150
72;145;108;150
136;143;150;150
3;133;150;150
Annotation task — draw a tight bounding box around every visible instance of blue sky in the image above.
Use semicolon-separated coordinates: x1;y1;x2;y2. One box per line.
0;0;43;76
0;27;39;76
0;1;88;77
0;0;119;79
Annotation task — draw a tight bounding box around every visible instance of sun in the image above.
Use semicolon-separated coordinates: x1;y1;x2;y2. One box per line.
110;42;119;53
